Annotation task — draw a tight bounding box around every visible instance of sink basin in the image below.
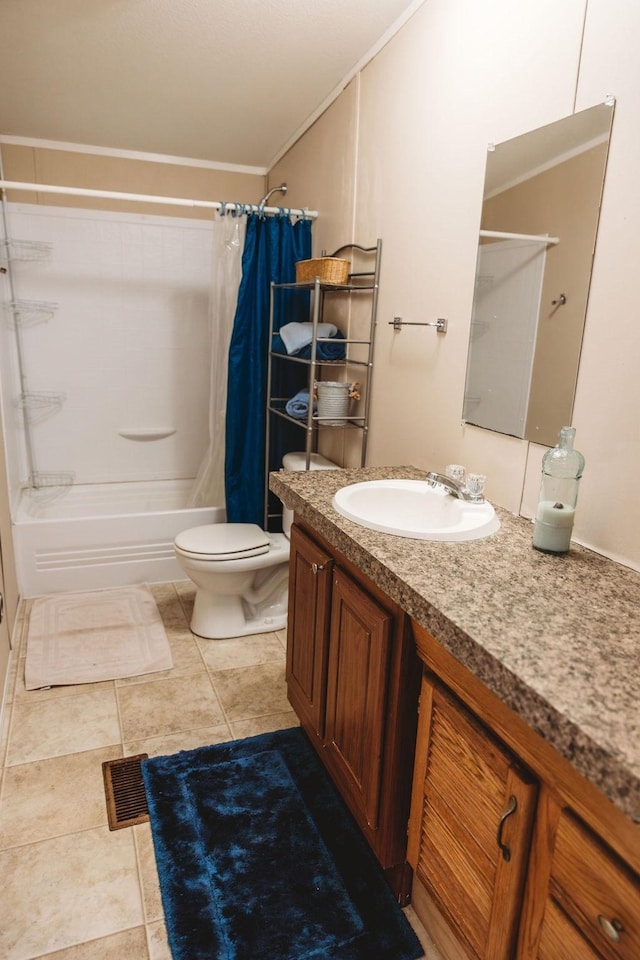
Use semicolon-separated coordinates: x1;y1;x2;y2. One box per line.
332;479;500;542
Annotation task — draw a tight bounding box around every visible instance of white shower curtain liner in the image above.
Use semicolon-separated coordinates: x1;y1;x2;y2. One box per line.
189;212;246;508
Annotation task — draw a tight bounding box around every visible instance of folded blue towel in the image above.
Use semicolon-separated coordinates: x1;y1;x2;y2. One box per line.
273;329;346;361
279;321;337;355
299;329;346;360
285;389;315;420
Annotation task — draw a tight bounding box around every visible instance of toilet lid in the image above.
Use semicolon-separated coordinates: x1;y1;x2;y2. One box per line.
175;523;271;560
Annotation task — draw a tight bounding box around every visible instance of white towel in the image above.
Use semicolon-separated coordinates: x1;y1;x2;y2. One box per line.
279;321;338;355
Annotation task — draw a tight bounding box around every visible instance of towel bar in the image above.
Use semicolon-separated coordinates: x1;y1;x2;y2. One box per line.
390;316;448;333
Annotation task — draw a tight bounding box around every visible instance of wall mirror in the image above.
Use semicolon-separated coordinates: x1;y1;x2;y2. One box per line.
462;99;614;447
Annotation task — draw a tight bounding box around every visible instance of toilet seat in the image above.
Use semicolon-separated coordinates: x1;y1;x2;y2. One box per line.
174;523;271;561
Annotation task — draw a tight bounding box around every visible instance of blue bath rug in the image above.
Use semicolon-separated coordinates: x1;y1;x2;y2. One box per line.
142;727;423;960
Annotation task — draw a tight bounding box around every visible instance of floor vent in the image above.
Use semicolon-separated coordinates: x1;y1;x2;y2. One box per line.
102;754;150;830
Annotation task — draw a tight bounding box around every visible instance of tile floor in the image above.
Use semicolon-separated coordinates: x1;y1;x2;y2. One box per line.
0;580;440;960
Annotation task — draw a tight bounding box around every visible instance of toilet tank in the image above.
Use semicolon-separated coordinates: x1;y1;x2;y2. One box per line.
280;452;339;537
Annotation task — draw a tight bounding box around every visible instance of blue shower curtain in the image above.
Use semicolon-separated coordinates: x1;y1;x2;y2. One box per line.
225;213;312;525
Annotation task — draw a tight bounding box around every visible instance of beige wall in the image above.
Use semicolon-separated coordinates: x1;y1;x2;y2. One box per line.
270;81;360;468
270;0;640;571
2;144;265;219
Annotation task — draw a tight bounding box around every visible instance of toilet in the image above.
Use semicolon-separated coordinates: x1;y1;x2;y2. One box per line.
174;452;338;639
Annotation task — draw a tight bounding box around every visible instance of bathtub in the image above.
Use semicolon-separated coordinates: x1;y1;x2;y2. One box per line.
14;479;223;597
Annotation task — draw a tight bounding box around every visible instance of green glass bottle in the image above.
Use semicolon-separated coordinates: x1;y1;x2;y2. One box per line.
532;426;585;554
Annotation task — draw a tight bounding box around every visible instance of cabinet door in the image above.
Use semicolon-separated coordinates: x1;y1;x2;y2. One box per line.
323;566;392;832
285;524;333;738
408;677;537;960
543;811;640;960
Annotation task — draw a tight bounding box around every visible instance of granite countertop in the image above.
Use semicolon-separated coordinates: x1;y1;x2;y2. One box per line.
270;465;640;823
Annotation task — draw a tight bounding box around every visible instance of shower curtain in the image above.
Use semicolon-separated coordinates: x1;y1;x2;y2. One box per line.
189;213;246;507
225;212;312;525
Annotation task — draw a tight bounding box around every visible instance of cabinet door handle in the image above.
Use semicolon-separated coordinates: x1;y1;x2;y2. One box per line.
311;562;325;575
598;915;623;941
496;795;517;861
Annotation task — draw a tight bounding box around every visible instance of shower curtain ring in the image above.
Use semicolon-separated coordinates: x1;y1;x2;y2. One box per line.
220;202;227;217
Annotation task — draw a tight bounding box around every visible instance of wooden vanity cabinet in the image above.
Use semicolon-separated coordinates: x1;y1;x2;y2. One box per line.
410;620;640;960
285;519;640;949
285;521;421;900
407;674;538;960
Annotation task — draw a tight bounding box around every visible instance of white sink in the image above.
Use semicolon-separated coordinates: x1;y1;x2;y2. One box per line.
332;479;500;542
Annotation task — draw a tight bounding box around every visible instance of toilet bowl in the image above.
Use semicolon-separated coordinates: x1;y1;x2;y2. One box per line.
174;452;337;639
174;523;290;639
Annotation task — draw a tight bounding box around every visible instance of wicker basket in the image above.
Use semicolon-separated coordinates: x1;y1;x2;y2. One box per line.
295;257;350;285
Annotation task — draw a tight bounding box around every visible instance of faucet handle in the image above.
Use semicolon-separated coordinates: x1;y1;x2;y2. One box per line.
445;464;466;485
465;473;487;501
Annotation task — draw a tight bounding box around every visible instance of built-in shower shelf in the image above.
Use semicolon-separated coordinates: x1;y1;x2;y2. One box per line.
118;428;177;441
3;299;58;326
0;238;53;265
15;390;66;411
30;471;75;490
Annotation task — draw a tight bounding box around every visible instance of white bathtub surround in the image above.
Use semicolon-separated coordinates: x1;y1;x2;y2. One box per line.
1;204;216;504
0;204;238;597
14;479;222;597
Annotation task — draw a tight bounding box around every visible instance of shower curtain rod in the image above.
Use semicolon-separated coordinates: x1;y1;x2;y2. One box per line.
0;180;318;219
479;229;559;245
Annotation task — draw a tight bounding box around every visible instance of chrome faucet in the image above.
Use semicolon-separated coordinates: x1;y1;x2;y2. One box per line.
426;471;485;503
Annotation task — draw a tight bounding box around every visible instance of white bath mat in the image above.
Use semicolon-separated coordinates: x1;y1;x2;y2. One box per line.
25;584;173;690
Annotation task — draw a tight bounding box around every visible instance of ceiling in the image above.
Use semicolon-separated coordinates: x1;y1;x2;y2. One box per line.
0;0;422;170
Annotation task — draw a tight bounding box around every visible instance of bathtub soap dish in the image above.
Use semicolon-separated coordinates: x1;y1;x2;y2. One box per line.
30;471;75;489
118;428;176;441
